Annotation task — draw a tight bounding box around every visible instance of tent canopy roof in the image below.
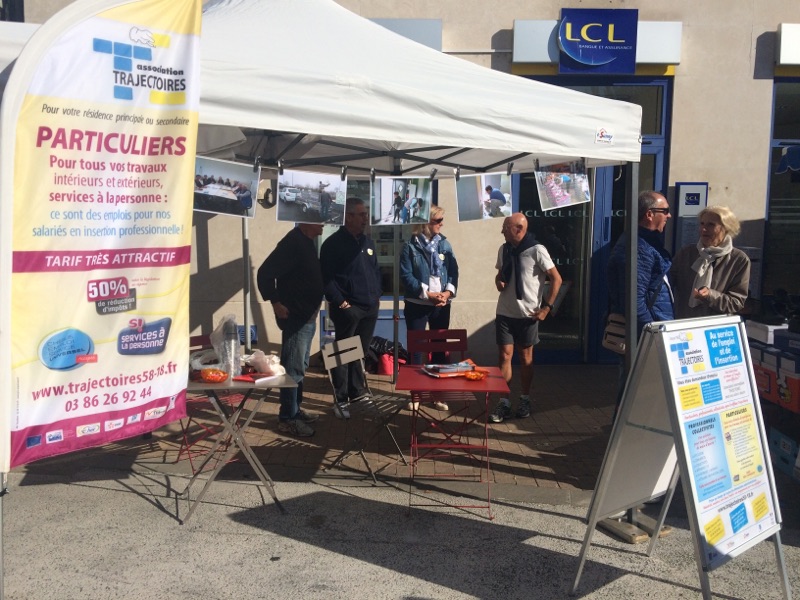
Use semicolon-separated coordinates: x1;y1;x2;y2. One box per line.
199;0;641;176
1;0;642;177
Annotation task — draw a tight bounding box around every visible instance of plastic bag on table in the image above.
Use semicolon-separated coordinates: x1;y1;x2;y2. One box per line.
245;350;286;377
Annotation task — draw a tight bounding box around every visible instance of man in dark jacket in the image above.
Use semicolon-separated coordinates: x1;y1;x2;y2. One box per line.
607;190;674;336
320;197;382;418
257;223;324;437
606;190;674;412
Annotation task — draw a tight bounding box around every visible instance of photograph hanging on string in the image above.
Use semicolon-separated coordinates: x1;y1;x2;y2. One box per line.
534;161;590;212
276;168;346;225
371;177;433;226
454;173;512;222
194;156;259;218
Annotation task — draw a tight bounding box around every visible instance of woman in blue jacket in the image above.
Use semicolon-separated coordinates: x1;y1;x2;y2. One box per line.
400;204;459;374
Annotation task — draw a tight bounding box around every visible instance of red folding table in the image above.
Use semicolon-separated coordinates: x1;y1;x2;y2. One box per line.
395;365;509;519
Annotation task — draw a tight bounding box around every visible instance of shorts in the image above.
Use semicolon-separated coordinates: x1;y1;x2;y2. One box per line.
495;314;539;347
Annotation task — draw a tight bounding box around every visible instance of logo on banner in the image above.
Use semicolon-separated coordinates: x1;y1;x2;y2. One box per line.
558;8;638;75
93;27;187;104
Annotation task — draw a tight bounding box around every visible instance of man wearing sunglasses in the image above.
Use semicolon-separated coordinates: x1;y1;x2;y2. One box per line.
607;190;675;343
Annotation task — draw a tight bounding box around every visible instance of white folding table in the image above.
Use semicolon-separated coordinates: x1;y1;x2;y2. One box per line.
180;375;296;524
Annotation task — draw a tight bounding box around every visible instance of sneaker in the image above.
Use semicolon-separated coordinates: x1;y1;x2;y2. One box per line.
295;409;319;423
433;401;449;411
333;402;350;420
278;419;315;437
406;400;420;411
489;399;512;423
351;393;371;403
515;398;531;419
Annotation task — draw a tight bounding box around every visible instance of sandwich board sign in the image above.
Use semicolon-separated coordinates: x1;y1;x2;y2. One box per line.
573;315;791;599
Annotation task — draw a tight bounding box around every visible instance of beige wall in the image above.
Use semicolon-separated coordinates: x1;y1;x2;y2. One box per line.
22;1;794;362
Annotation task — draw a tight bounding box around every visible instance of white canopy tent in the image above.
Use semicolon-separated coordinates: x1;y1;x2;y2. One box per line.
2;0;642;173
1;0;645;366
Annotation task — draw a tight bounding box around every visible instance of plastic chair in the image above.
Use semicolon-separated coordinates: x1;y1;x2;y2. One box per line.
321;335;408;483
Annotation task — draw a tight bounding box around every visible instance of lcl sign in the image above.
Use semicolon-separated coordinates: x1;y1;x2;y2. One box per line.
558;8;638;75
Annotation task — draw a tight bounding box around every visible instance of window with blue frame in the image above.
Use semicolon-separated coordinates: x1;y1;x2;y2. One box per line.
765;80;800;305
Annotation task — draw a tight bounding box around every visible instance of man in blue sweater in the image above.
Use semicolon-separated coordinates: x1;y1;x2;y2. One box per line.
320;197;383;418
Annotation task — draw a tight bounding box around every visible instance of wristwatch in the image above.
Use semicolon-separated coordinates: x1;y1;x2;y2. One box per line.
541;300;553;310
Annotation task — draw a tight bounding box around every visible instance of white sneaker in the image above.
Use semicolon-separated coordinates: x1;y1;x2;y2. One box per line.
433;401;449;411
333;402;350;420
406;400;420;411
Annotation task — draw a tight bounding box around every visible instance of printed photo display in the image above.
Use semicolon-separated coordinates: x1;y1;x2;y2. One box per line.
454;173;512;222
371;177;433;226
194;156;259;219
534;161;590;212
276;168;346;225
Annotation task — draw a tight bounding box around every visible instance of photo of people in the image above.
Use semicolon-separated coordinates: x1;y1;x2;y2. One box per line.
194;156;259;218
371;177;432;226
454;173;512;222
534;161;591;212
276;169;346;225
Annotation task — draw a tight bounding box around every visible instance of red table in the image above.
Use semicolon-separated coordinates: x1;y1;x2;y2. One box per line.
395;365;509;519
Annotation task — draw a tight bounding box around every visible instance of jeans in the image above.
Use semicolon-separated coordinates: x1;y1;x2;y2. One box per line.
278;319;316;421
328;303;379;404
403;301;452;364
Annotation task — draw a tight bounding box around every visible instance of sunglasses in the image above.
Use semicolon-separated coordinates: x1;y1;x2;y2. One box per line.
431;218;444;224
650;208;670;215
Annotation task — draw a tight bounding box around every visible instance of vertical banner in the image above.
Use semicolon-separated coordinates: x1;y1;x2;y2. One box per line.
0;0;201;469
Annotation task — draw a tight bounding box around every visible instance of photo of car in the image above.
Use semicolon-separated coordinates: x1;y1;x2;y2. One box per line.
277;171;346;225
279;187;300;202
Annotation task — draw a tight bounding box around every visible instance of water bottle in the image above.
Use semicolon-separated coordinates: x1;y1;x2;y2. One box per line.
223;320;241;377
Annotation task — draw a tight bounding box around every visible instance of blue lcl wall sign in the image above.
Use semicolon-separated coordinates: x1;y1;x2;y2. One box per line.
558;8;638;75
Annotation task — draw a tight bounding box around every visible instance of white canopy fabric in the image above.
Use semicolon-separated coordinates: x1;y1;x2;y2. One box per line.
0;0;642;176
199;0;641;175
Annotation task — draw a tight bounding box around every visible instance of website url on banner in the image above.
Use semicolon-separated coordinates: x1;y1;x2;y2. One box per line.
30;360;178;401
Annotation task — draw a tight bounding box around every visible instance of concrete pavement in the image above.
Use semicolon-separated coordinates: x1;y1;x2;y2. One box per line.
3;364;799;599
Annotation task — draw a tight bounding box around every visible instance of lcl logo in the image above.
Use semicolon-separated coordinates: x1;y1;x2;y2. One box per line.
561;22;627;44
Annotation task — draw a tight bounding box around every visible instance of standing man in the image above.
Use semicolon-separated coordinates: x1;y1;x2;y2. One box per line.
257;223;324;437
490;213;562;423
392;191;404;222
606;191;674;410
485;185;506;217
607;190;674;338
319;185;332;222
320;197;383;419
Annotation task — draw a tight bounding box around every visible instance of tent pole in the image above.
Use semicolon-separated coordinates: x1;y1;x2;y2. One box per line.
624;162;640;372
242;218;252;353
392;226;400;385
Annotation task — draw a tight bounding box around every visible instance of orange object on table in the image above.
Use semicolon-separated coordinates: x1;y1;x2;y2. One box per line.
200;368;228;383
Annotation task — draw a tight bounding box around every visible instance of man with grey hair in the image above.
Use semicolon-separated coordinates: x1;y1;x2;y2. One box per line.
320;197;383;419
606;191;674;416
607;190;674;337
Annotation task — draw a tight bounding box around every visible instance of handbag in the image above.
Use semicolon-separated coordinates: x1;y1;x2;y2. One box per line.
602;313;627;355
602;277;667;355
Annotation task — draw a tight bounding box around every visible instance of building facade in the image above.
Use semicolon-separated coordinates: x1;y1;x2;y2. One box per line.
14;1;800;364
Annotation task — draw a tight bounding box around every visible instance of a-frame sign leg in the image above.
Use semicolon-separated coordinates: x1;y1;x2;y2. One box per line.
645;464;680;556
772;531;793;600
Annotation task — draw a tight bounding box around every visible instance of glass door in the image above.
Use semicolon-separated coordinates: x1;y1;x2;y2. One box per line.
524;76;672;363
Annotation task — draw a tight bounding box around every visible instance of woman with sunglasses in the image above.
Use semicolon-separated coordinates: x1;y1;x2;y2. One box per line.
399;205;459;409
670;206;750;319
